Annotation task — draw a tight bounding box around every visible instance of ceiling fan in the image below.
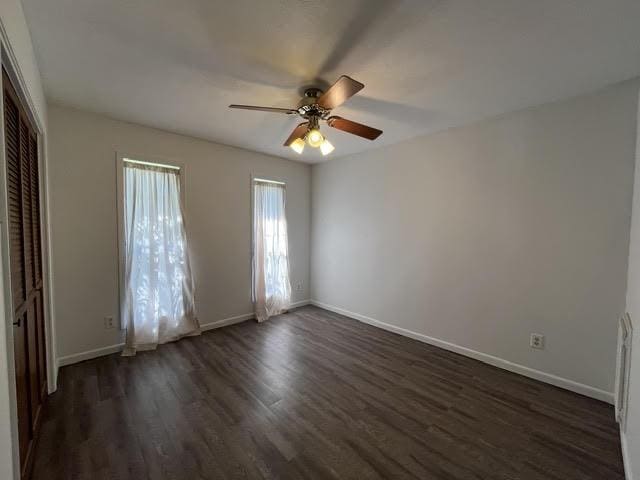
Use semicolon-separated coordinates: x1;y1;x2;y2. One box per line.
229;76;382;156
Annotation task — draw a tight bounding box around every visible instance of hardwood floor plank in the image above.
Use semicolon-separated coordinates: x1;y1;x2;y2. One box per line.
32;306;625;479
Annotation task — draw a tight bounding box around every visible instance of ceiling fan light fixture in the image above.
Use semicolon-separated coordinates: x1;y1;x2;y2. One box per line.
228;76;383;151
306;128;324;148
290;137;305;154
320;139;335;156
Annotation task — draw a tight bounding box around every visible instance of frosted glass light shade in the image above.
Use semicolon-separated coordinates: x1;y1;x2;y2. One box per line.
290;138;305;154
320;139;335;156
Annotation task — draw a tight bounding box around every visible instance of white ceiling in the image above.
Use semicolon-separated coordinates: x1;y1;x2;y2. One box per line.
22;0;640;163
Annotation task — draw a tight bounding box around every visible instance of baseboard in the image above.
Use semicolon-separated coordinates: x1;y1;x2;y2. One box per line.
621;430;634;480
56;301;312;368
57;310;255;367
57;343;125;367
200;312;254;331
290;299;311;308
310;300;615;404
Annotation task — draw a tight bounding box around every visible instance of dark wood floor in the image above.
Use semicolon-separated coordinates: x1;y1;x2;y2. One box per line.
33;306;624;479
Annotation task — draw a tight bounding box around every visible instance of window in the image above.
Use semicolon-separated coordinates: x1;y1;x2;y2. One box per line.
252;178;291;322
119;157;199;354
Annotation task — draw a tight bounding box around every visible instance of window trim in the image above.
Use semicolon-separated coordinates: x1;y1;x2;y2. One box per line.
115;152;186;329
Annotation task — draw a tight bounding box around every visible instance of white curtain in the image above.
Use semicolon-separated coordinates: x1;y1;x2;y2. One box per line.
252;181;291;322
122;162;199;355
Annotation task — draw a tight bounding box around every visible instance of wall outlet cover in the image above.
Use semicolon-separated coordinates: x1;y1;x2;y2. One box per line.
530;333;545;350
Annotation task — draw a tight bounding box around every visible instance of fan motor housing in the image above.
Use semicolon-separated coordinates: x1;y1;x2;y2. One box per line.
297;88;330;118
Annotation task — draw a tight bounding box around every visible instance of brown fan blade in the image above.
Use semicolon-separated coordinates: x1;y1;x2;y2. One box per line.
327;116;382;140
229;104;297;114
284;122;309;146
317;76;364;110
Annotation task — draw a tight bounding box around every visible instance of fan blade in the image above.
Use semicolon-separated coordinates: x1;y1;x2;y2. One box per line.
284;122;309;146
317;76;364;110
229;104;297;114
327;116;382;140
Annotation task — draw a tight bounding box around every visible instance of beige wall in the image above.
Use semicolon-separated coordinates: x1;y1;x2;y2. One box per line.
311;79;639;396
47;104;311;360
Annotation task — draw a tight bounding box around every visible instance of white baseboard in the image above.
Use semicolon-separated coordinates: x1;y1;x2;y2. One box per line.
57;343;125;367
201;312;254;332
290;299;311;308
310;300;615;404
621;430;634;480
56;301;312;368
57;311;254;367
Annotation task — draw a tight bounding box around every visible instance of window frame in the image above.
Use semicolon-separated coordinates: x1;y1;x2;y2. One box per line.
115;152;186;329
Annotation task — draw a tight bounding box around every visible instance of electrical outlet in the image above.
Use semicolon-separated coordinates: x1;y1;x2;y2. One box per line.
104;316;115;329
530;333;545;350
295;282;303;292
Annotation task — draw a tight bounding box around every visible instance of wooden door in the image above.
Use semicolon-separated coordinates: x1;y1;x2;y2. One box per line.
3;69;47;479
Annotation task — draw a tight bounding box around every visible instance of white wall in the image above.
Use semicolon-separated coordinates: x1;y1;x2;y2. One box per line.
0;2;48;479
47;104;311;360
311;79;639;398
623;91;640;480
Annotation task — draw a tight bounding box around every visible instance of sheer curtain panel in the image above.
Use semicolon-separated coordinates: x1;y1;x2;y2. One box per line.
252;180;292;322
122;162;199;355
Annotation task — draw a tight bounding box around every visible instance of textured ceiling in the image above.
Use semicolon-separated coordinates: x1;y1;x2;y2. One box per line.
22;0;640;163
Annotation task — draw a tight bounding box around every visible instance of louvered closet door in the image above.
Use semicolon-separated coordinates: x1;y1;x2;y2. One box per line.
3;69;47;479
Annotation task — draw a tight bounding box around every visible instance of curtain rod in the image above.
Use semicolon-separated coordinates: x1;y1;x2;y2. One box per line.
254;178;285;185
124;158;180;170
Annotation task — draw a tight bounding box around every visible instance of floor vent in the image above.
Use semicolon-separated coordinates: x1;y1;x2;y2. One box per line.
615;313;633;430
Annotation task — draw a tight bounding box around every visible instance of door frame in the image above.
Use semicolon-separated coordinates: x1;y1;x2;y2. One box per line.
0;24;57;480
